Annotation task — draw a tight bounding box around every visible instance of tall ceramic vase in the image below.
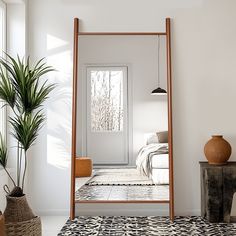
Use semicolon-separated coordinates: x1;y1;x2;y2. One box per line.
204;135;231;165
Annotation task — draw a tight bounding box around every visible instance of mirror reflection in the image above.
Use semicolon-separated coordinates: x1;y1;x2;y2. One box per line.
75;35;169;203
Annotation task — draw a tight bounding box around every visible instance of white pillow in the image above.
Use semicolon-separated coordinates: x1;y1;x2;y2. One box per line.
146;133;159;145
146;131;168;145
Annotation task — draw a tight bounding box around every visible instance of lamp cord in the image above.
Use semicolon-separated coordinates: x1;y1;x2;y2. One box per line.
157;35;160;87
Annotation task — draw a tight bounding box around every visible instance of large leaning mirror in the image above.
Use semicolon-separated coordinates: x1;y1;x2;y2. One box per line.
70;18;174;220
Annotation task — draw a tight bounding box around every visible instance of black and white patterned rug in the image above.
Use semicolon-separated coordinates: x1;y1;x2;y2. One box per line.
58;216;236;235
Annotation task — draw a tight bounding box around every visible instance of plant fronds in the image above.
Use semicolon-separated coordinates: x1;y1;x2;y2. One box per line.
0;133;16;187
0;54;55;114
10;111;45;151
0;65;16;108
0;54;55;193
0;133;7;168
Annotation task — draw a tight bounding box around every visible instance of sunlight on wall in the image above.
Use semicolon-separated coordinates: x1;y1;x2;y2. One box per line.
47;34;68;50
46;34;72;169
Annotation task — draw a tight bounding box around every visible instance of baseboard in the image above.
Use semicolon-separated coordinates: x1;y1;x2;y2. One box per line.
175;209;201;216
36;209;69;216
35;206;201;217
76;203;169;216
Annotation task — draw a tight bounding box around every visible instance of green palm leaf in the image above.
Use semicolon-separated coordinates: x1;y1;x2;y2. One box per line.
0;65;15;108
0;54;55;192
0;133;16;188
10;112;45;151
0;54;55;114
0;133;7;168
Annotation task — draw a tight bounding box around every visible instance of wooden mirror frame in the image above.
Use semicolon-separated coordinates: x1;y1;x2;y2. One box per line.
70;18;174;220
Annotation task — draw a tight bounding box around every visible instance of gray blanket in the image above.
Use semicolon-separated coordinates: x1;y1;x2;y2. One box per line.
136;143;168;177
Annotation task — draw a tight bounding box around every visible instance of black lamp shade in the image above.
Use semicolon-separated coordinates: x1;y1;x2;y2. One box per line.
151;87;167;95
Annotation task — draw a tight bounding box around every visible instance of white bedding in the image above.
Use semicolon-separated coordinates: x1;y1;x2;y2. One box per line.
152;169;169;185
136;143;169;185
151;153;169;169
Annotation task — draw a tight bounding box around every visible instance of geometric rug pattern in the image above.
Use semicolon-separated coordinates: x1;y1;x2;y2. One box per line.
58;216;236;236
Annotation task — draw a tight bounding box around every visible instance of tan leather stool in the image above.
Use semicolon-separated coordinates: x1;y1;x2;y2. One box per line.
75;157;92;177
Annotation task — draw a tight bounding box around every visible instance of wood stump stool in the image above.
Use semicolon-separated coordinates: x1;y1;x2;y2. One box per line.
200;162;236;223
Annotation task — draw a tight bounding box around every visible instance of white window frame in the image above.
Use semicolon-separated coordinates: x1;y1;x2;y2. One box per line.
0;0;7;138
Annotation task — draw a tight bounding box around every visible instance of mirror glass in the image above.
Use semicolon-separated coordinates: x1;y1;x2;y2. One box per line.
75;35;169;206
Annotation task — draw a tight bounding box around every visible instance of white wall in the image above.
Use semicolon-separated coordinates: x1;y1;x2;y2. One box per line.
27;0;236;216
77;36;168;165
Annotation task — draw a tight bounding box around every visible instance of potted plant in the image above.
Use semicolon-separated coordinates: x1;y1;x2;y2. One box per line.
0;54;55;235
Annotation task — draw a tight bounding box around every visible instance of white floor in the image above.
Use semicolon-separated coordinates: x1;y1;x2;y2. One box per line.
41;216;68;236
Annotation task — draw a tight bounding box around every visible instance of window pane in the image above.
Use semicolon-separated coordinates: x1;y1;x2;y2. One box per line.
0;1;6;136
0;2;5;57
90;70;124;132
0;9;2;54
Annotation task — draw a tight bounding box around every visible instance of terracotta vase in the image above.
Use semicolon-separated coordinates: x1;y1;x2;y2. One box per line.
204;135;232;165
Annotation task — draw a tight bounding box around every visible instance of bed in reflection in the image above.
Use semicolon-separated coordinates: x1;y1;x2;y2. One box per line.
136;131;169;185
75;131;169;202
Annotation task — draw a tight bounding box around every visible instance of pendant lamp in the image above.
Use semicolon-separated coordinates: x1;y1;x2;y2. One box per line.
151;35;167;95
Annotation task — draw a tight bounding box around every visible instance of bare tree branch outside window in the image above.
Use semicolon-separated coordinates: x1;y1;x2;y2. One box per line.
90;70;123;132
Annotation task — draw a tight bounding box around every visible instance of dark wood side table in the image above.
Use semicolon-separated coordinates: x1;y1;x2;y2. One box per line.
200;161;236;223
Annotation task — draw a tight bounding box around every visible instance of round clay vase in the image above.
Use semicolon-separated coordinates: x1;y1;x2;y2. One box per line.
204;135;232;165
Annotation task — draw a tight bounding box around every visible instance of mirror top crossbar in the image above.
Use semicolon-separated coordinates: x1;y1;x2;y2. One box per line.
78;32;166;36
